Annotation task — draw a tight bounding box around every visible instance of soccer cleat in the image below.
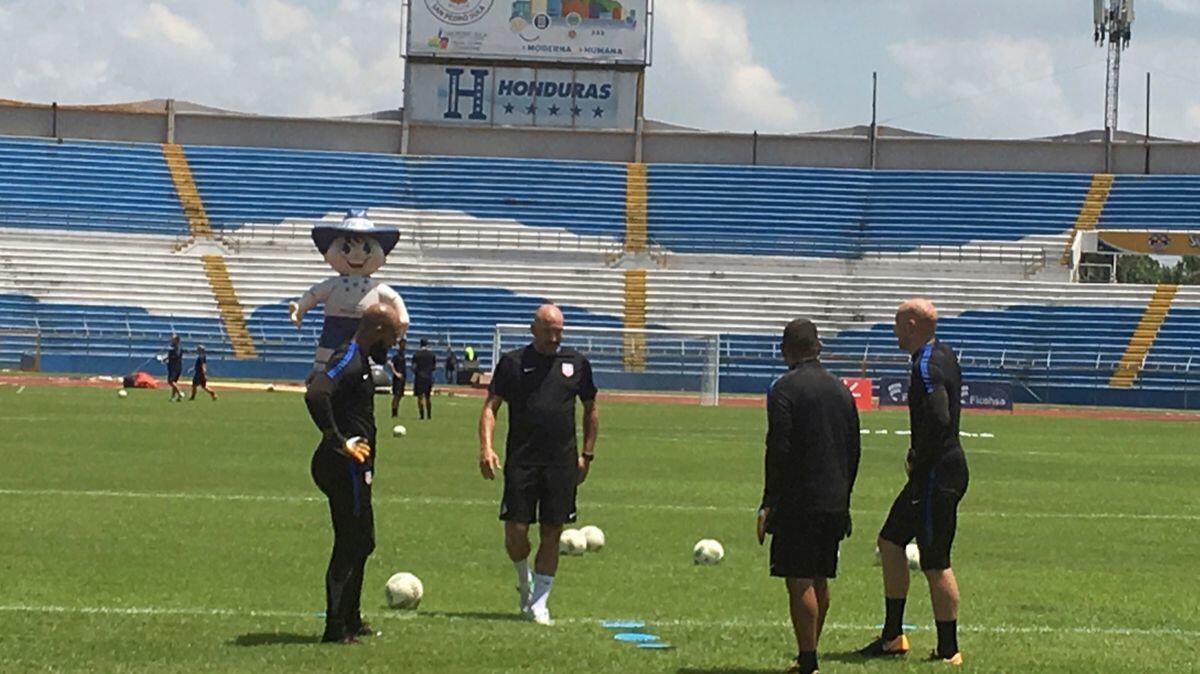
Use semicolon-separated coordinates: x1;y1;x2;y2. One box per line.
349;623;377;638
531;608;553;626
857;633;910;657
928;650;963;665
320;634;362;645
783;658;817;674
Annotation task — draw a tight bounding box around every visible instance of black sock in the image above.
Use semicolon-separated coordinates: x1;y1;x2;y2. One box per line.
936;620;958;657
797;651;817;674
883;597;906;640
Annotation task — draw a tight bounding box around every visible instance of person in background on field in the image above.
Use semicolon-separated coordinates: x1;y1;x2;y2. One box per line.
758;319;861;674
165;334;184;402
389;338;407;419
189;344;217;401
411;338;437;420
445;345;459;385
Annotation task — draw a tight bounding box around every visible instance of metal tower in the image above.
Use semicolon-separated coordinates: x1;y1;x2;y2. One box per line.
1094;0;1135;133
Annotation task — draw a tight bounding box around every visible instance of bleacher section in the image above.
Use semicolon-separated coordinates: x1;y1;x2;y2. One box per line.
0;137;187;235
1100;175;1200;229
1;133;1197;406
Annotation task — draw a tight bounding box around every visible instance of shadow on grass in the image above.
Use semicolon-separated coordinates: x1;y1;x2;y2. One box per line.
419;610;528;623
232;632;322;646
676;669;780;674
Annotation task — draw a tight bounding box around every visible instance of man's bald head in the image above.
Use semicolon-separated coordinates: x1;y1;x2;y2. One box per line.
894;297;938;354
531;303;565;356
357;303;403;353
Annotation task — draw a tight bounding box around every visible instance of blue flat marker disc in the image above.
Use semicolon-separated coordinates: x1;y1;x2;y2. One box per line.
637;642;674;650
601;620;646;629
614;632;661;643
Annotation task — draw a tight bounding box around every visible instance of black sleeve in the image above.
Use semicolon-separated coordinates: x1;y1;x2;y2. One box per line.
847;396;862;496
305;362;350;444
921;359;954;429
762;383;793;510
578;356;598;403
488;354;514;400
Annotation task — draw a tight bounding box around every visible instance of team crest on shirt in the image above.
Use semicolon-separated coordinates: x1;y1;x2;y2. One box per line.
561;362;575;378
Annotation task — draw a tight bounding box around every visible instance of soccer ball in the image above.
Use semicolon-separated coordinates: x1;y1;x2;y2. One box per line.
392;425;407;438
558;528;587;556
265;384;275;392
693;539;724;565
579;525;605;552
384;572;423;610
117;389;128;398
873;545;882;566
905;543;921;569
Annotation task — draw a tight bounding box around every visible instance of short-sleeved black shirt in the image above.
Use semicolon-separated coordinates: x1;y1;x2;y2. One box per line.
391;348;406;381
489;345;597;467
412;348;437;380
167;344;183;370
908;340;962;471
305;342;377;456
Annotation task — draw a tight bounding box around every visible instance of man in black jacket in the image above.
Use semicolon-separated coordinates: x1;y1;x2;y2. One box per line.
758;318;861;674
305;303;402;645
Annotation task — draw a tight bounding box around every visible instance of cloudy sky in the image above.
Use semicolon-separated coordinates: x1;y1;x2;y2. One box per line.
2;0;1199;139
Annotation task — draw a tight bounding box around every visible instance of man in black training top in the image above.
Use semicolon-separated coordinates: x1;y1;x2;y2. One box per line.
305;303;403;645
445;345;458;385
189;344;217;401
478;304;599;626
389;337;407;419
859;298;968;666
757;319;861;674
411;338;437;420
165;334;184;402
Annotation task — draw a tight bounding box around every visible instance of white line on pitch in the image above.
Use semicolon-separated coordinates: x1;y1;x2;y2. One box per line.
0;604;1196;639
0;487;1197;522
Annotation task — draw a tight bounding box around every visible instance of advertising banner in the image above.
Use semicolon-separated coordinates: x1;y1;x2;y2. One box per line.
878;378;1014;411
1097;230;1200;256
408;0;649;64
840;377;874;411
407;62;637;129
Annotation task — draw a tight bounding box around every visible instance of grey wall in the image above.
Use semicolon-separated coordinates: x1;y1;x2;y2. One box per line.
3;102;1199;173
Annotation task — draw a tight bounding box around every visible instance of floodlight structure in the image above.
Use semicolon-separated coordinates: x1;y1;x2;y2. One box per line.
1094;0;1135;134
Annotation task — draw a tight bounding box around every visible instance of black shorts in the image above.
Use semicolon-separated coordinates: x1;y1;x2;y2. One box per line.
192;375;206;387
770;511;848;579
391;377;406;396
413;376;433;397
499;464;578;525
879;449;969;571
167;367;181;384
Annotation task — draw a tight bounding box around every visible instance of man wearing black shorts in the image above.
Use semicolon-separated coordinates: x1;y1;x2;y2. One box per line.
389;338;407;418
860;298;968;665
188;344;217;401
305;303;402;644
757;319;860;674
165;335;183;402
478;304;599;626
411;338;436;420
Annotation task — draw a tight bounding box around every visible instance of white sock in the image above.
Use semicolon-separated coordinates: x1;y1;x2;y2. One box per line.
531;573;554;614
514;560;531;595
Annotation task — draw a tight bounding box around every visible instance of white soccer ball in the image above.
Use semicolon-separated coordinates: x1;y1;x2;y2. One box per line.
384;572;423;610
874;545;883;566
693;539;725;566
579;525;605;552
559;528;587;556
392;424;407;438
905;543;921;570
117;389;128;398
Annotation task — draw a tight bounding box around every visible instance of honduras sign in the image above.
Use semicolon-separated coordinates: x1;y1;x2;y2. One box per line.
408;63;637;129
408;0;649;64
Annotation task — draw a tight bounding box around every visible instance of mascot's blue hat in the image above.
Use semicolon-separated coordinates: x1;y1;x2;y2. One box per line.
311;209;400;255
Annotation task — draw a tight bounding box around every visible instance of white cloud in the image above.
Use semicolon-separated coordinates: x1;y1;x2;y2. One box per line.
887;36;1094;138
1154;0;1200;14
0;0;403;117
647;0;820;132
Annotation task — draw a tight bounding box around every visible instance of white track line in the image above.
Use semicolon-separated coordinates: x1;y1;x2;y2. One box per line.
1;487;1197;521
0;604;1195;639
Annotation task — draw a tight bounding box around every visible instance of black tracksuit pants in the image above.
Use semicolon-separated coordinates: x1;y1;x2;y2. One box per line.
311;446;375;639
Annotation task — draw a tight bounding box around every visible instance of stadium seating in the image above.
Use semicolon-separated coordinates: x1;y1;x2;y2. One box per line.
0;136;188;235
1100;175;1200;229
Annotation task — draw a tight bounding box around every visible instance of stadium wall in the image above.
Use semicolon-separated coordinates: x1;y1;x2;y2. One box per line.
5;102;1200;173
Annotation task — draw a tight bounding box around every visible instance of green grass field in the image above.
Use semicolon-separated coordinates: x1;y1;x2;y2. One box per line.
2;383;1199;673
